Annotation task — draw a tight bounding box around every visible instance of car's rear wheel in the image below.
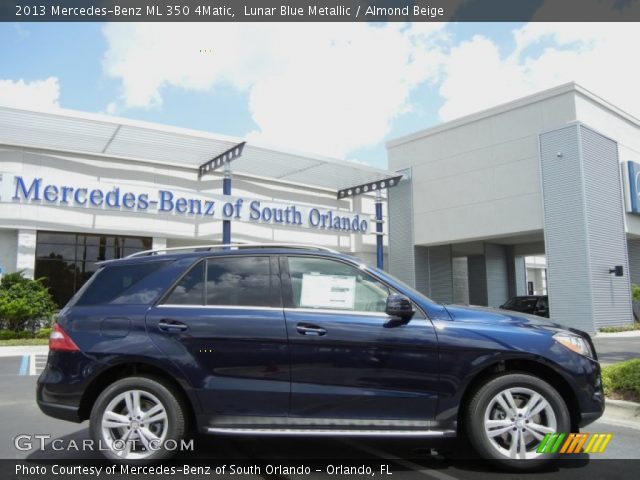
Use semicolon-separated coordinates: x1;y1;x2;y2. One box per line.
89;376;187;462
465;372;570;470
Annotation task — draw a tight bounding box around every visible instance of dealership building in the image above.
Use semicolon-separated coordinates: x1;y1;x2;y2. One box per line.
388;82;638;333
0;82;638;332
0;106;392;307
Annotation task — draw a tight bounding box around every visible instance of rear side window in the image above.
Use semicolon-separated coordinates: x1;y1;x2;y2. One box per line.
75;261;168;306
163;256;277;308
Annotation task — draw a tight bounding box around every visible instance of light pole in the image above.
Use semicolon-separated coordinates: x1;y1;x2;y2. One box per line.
198;142;246;248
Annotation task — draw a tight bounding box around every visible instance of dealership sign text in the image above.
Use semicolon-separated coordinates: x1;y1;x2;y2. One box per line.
5;175;371;233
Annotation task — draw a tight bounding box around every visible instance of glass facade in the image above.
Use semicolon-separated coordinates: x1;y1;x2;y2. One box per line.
34;231;152;307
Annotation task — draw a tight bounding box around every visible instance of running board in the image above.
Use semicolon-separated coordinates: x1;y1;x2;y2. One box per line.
206;428;456;437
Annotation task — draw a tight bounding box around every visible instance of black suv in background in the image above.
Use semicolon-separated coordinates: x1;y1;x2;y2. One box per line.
37;244;602;469
500;295;549;318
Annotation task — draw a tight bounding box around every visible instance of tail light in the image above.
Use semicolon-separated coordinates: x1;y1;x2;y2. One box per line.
49;323;80;352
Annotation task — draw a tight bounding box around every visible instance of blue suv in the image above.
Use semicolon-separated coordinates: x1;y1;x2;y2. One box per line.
37;244;604;468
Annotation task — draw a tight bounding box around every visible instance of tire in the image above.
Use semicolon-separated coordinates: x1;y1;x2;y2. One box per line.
89;376;187;462
465;372;570;471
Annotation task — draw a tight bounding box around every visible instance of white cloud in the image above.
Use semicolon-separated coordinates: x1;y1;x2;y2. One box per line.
436;23;640;122
0;77;60;110
102;22;640;159
102;22;446;158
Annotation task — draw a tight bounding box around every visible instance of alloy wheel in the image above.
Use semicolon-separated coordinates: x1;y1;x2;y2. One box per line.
100;389;168;459
483;387;557;460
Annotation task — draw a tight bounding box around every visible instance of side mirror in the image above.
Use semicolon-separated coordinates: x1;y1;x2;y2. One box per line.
384;294;414;327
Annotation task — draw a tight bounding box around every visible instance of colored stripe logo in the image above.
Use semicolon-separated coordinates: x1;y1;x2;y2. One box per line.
537;433;612;454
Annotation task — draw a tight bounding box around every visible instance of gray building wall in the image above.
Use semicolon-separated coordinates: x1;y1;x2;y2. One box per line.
580;126;633;328
540;124;632;332
414;246;429;295
388;170;417;287
426;245;454;303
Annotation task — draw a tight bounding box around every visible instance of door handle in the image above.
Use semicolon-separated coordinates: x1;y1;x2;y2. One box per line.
158;320;188;332
296;323;326;336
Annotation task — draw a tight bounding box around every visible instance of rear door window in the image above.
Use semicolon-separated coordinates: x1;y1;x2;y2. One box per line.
162;256;278;308
206;256;275;307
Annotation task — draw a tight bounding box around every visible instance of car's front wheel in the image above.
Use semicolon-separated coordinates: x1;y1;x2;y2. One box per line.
89;376;187;462
465;372;570;470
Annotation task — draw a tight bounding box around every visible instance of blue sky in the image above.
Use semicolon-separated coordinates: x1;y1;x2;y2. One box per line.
1;22;636;169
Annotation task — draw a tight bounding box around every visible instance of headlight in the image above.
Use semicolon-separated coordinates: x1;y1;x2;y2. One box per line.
553;333;593;358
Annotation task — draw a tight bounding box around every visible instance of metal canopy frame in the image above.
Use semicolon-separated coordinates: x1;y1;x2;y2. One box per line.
338;174;405;270
198;142;246;178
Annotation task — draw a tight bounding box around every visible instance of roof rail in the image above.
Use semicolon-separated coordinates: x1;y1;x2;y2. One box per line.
126;243;340;258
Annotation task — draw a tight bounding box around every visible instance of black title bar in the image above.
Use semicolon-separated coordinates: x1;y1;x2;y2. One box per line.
3;0;640;22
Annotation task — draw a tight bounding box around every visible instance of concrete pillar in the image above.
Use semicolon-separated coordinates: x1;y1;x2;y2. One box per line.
466;243;510;307
0;229;18;278
152;237;167;252
388;170;417;287
506;246;527;298
17;229;37;279
514;256;527;296
415;245;454;304
452;257;470;304
468;255;487;306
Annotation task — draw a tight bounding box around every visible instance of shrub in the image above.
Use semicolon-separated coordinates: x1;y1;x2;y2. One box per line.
35;327;52;339
0;329;18;340
602;359;640;402
0;329;37;340
599;323;640;333
632;284;640;302
0;272;57;332
0;271;31;290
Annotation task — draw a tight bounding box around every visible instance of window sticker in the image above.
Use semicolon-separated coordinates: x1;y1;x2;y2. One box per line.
299;273;356;309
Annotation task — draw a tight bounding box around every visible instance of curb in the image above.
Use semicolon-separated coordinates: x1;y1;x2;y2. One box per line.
594;330;640;338
0;345;49;357
604;399;640;425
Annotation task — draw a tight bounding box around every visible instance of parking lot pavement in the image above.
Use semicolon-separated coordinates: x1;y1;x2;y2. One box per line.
1;355;639;479
593;334;640;364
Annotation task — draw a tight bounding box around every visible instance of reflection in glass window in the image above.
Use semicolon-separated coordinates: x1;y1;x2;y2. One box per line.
34;231;152;307
206;257;273;307
164;261;205;305
288;257;389;312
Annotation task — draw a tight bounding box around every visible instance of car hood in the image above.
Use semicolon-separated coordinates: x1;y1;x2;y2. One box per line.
443;304;568;331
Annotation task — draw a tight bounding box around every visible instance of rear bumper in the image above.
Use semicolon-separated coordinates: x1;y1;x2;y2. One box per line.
36;398;82;423
36;350;91;423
